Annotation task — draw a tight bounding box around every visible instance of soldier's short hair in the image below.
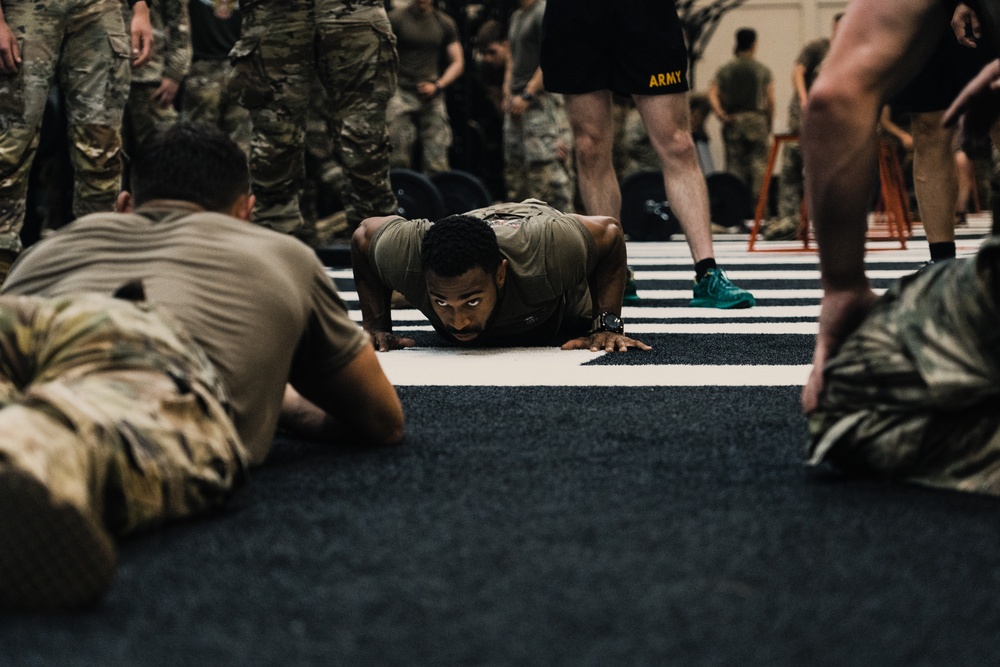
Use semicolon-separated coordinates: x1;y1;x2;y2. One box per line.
130;123;250;213
474;19;506;49
421;215;502;278
735;28;757;53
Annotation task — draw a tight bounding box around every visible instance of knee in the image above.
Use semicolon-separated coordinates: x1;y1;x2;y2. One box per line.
572;127;611;170
803;79;868;135
654;128;697;167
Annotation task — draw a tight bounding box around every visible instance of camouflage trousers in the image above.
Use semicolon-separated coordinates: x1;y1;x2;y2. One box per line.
777;139;804;221
124;82;179;151
231;2;399;233
180;59;252;158
0;293;249;535
387;87;452;173
808;237;1000;495
0;0;131;253
721;111;769;202
503;93;575;213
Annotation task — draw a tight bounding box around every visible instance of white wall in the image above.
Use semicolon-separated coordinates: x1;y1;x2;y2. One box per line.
692;0;849;171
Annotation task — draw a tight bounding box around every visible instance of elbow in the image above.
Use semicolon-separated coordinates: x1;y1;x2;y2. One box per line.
369;406;405;448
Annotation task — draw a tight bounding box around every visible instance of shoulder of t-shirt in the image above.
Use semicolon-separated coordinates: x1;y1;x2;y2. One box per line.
370;214;419;247
436;9;459;38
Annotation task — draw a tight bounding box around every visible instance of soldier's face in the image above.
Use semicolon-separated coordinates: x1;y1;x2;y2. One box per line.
412;0;434;14
477;43;509;69
425;262;506;343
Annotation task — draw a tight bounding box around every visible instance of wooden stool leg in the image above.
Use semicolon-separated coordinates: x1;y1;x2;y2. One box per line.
748;134;795;251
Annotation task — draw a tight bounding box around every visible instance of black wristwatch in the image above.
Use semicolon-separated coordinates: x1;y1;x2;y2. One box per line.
591;311;625;335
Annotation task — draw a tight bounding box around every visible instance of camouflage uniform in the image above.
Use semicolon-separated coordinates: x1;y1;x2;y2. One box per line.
387;87;452;173
123;0;191;148
808;238;1000;495
0;0;132;255
180;0;249;156
230;0;398;233
721;112;770;200
181;57;251;156
712;55;772;200
300;80;351;246
773;38;829;237
0;292;248;537
503;93;575;213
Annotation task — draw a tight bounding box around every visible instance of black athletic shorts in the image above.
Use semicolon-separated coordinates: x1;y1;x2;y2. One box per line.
540;0;690;96
891;30;994;113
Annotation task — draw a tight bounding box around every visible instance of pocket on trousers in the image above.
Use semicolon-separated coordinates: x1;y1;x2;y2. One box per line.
228;38;273;110
104;32;132;111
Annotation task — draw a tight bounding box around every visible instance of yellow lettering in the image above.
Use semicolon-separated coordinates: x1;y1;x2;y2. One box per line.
670;71;681;85
649;74;658;88
658;73;667;86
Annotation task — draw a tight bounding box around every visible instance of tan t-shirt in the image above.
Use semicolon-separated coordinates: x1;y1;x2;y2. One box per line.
2;204;368;465
370;201;598;345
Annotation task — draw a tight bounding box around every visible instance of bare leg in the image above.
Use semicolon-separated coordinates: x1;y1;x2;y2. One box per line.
911;110;957;244
804;0;945;289
955;149;974;215
634;92;714;263
801;0;947;412
564;91;621;218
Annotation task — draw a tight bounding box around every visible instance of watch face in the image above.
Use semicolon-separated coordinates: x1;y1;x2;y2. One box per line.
601;313;624;333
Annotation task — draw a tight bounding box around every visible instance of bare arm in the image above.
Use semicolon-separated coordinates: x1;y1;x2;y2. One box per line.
943;58;1000;141
561;215;651;352
707;80;730;123
282;346;405;447
0;3;21;74
130;1;154;67
437;40;464;89
509;66;545;117
879;106;913;150
765;81;775;129
793;63;808;109
351;217;416;352
151;0;191;108
417;40;464;98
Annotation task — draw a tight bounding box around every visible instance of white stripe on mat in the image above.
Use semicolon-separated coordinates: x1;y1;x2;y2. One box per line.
377;347;811;387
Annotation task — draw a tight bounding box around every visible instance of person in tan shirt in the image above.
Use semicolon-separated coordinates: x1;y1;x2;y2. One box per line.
0;123;403;611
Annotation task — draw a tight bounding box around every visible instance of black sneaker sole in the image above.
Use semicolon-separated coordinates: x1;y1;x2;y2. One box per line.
0;466;116;611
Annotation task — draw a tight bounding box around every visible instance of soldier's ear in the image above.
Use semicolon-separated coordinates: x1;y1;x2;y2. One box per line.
495;258;508;289
116;191;134;213
229;193;255;222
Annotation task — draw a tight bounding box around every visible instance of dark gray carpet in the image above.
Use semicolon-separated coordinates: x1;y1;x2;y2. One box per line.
4;386;1000;666
5;237;1000;665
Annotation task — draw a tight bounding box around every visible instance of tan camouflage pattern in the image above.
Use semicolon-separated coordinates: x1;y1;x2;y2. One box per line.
503;93;575;213
0;293;248;535
0;0;132;253
231;0;398;233
122;0;191;147
124;0;191;85
721;112;770;201
808;237;1000;495
125;82;179;148
180;59;251;156
777;140;803;222
387;87;452;173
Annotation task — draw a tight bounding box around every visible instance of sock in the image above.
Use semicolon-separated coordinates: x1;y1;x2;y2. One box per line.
694;258;717;281
929;242;956;262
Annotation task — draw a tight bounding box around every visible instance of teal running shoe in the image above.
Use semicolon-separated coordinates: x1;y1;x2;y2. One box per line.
690;268;755;309
623;266;641;305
